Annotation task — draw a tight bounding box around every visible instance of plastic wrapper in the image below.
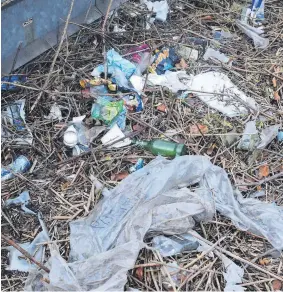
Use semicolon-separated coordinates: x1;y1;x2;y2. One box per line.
2;99;33;145
1;155;31;181
237;120;259;150
91;49;136;88
4;190;36;215
257;124;280;149
203;47;232;67
149;47;180;75
152;234;199;257
25;155;283;291
101;124;131;148
213;29;234;41
122;92;143;112
147;71;189;93
1;75;27;91
238;122;279;150
91;97;125;129
177;45;199;61
125;44;152;75
236;20;269;49
129;158;144;173
251;0;265;22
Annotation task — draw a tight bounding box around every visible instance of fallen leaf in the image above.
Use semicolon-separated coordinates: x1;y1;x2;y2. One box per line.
274;91;280;101
272;279;282;291
157;103;167;113
256;185;262;191
190;124;208;135
272;77;277;88
258;258;270;265
111;171;129;181
135;267;143;281
258;164;269;179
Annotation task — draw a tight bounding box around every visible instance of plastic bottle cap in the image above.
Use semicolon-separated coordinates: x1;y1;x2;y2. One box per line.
64;126;78;147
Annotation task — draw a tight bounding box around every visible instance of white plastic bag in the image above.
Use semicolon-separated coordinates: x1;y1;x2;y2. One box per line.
236;20;269;49
25;155;283;291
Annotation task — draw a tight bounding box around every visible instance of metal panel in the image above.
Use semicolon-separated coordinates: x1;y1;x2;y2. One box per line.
1;0;126;74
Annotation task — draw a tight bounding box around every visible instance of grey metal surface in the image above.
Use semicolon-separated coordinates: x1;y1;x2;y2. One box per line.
1;0;125;74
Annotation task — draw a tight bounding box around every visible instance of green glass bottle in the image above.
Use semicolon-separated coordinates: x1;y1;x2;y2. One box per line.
134;139;187;157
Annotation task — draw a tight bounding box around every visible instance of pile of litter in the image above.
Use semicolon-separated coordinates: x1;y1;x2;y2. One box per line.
1;0;283;291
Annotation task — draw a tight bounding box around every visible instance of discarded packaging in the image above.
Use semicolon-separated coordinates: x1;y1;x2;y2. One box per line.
1;99;33;145
213;28;234;41
257;124;280;149
1;155;31;181
4;190;36;215
101;124;131;148
91;97;126;129
250;0;265;23
238;122;280;150
149;47;180;75
152;234;199;257
142;0;169;22
123;92;143;112
25;155;283;291
203;47;232;66
1;75;27;91
236;20;269;49
147;71;188;93
64;125;78;148
134;139;187;157
125;44;152;75
91;49;136;88
278;131;283;142
177;45;199;61
129;158;144;173
237;121;259;150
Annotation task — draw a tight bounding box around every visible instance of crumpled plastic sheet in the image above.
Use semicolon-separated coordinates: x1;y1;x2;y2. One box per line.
188;71;259;117
142;0;169;22
238;121;280;150
147;71;258;117
5;190;36;215
147;71;189;93
203;47;232;67
6;214;49;272
91;49;136;88
236;20;269;49
25;155;283;291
